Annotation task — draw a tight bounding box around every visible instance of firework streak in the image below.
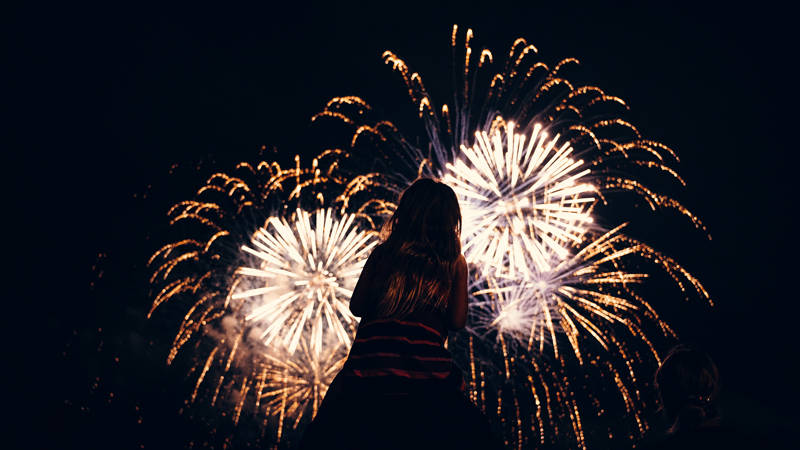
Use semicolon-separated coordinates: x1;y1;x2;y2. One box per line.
149;26;710;448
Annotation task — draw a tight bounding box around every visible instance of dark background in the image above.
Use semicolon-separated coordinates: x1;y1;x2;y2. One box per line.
9;2;796;448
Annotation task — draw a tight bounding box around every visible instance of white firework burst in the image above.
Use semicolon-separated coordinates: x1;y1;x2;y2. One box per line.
470;225;657;360
442;120;596;278
231;208;378;355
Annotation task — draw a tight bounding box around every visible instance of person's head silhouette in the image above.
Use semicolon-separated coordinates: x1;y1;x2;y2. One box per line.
655;345;720;433
381;177;462;260
373;177;463;318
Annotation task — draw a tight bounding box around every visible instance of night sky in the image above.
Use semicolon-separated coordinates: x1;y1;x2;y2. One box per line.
10;3;796;449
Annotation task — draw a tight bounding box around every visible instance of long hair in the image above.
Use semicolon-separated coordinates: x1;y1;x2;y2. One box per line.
655;345;720;432
372;178;462;318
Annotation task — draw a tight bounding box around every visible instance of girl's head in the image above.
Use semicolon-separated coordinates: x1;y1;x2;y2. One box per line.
655;345;720;432
373;178;462;317
382;178;461;260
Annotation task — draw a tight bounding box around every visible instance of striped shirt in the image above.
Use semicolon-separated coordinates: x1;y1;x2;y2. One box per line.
340;318;465;391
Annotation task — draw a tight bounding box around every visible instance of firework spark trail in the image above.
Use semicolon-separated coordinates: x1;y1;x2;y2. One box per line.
313;25;712;449
257;336;348;424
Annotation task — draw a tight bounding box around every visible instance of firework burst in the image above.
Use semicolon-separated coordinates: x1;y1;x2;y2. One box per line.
232;208;378;355
468;224;698;361
457;222;706;447
443;119;596;277
148;152;390;446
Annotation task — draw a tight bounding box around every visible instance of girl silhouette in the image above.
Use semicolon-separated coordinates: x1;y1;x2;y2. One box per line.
300;178;501;449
